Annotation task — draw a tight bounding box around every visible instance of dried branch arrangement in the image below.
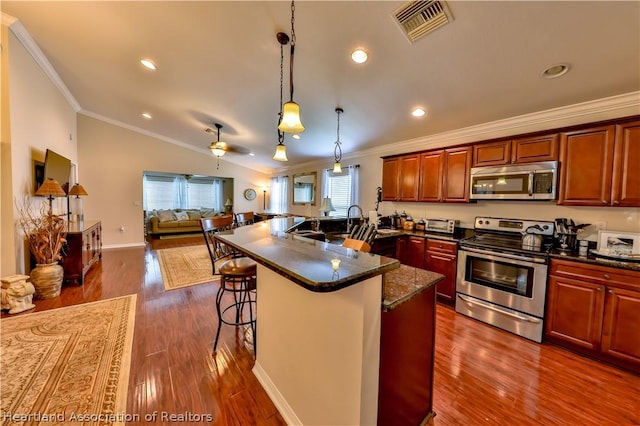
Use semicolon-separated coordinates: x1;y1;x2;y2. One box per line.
17;198;67;264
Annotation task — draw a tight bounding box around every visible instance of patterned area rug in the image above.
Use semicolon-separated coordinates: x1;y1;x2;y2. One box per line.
156;245;220;291
1;294;136;425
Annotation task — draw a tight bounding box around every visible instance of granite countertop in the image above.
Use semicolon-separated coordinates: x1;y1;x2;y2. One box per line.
215;217;400;293
382;265;444;311
549;250;640;272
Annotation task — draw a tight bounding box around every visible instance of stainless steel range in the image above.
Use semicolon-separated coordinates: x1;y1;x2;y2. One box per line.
456;216;555;342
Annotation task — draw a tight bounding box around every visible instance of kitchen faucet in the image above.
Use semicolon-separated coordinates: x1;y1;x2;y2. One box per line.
346;204;363;234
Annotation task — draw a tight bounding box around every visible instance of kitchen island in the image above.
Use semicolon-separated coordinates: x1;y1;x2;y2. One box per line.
215;217;443;425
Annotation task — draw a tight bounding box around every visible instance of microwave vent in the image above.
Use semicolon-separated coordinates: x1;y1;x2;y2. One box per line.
392;0;453;43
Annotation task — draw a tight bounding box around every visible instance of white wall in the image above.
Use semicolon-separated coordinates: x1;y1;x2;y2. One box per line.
2;26;78;276
77;115;271;248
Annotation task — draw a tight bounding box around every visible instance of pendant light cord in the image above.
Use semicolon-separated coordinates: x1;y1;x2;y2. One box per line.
278;37;285;144
288;0;296;102
334;108;343;162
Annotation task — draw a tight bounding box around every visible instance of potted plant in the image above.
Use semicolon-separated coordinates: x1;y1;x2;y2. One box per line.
17;197;67;299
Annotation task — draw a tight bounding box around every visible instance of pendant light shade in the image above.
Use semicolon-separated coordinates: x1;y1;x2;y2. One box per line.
273;142;288;161
209;123;226;158
278;101;304;133
279;0;304;134
332;162;343;174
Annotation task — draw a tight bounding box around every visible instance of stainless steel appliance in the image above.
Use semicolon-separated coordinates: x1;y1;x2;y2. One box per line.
470;161;558;200
425;218;459;234
456;216;555;342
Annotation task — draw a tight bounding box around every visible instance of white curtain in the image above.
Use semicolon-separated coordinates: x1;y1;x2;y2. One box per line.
270;175;289;214
173;175;187;208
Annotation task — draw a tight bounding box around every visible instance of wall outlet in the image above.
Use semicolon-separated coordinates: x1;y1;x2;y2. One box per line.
593;221;606;231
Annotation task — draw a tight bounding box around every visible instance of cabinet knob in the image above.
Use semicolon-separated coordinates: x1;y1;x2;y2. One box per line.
603;274;611;280
602;200;607;204
608;289;615;295
613;200;620;205
597;287;602;291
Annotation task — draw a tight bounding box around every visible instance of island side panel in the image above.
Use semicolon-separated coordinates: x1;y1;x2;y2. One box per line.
253;265;382;425
378;284;437;425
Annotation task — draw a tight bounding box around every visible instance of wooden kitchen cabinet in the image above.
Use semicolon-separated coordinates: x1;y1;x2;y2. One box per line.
472;140;511;167
62;220;102;285
418;146;471;203
557;125;616;206
371;237;397;258
424;239;457;304
472;133;558;167
418;150;444;202
403;236;426;269
545;258;640;372
381;154;420;201
611;119;640;206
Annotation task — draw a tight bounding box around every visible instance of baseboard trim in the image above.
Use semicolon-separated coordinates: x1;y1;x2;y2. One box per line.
252;361;302;426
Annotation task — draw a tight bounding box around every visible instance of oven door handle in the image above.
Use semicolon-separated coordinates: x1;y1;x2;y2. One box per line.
457;294;541;323
460;246;546;264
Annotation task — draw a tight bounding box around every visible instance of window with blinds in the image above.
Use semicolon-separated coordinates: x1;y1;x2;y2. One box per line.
326;173;352;218
143;173;224;211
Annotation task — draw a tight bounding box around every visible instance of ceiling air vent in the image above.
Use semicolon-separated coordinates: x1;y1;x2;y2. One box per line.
393;0;453;43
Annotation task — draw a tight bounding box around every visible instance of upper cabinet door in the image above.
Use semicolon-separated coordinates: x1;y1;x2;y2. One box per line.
418;150;444;202
611;120;640;207
399;154;420;201
472;140;511;167
381;157;400;201
511;133;559;164
443;146;472;202
558;125;615;206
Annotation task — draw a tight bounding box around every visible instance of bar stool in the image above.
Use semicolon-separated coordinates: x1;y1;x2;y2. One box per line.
200;217;257;355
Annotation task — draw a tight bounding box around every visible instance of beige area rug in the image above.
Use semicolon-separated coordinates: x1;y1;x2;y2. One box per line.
1;294;136;425
156;245;220;291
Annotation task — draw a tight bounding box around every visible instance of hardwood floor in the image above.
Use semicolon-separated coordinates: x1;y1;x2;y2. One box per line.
5;236;639;425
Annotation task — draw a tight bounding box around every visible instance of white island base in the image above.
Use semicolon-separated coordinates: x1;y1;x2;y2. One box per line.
252;264;382;425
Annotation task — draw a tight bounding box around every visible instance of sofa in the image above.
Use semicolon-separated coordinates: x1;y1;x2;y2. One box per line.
146;209;225;236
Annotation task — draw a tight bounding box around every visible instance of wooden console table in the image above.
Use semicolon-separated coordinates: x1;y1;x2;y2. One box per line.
62;220;102;285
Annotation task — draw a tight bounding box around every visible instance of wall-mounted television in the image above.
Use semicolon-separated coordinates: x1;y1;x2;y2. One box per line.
41;149;71;193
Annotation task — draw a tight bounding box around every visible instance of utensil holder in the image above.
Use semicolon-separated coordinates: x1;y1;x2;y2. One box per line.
556;233;577;252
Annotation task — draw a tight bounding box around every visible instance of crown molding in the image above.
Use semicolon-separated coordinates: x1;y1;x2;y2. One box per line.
7;17;81;112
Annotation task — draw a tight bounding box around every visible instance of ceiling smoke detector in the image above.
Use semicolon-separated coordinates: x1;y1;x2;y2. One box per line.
393;0;453;43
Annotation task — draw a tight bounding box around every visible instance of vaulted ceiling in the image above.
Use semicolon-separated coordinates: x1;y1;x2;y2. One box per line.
3;1;639;172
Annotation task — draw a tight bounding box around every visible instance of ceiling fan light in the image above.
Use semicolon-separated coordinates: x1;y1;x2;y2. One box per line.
278;101;305;133
333;161;343;174
273;143;288;161
209;141;226;157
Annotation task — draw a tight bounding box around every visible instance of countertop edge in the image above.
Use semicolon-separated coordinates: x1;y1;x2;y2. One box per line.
382;265;444;311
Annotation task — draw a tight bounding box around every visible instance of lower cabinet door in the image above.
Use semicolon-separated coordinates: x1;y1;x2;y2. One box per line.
425;251;456;302
545;275;605;350
601;287;640;365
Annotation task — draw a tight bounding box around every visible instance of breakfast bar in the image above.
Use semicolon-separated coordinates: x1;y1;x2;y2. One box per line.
215;217;444;425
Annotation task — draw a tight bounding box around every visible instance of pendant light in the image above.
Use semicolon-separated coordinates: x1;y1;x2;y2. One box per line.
273;32;289;161
332;108;344;174
278;1;304;134
209;123;226;169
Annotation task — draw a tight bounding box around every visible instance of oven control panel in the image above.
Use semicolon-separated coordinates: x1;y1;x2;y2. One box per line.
474;217;554;236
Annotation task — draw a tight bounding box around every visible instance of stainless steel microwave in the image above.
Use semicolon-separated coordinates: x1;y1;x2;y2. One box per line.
470;161;558;200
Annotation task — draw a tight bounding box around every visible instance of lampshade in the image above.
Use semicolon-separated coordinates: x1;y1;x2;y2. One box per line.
209;141;226;158
35;178;66;197
278;101;305;133
273;143;288;161
319;197;335;213
68;183;88;197
224;198;233;207
332;162;343;174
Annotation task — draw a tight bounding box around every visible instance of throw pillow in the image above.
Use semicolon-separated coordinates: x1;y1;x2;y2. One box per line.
157;210;176;223
201;210;216;218
174;211;189;221
187;211;202;220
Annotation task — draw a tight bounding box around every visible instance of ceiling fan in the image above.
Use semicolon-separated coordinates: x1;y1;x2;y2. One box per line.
205;124;251;157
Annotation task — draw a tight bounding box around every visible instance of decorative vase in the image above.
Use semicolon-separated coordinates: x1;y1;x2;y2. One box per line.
30;262;63;299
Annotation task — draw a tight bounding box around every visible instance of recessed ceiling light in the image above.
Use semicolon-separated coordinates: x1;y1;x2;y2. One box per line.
541;63;570;79
140;59;157;70
249;152;255;156
292;134;301;140
142;112;152;119
411;107;426;117
351;48;368;64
